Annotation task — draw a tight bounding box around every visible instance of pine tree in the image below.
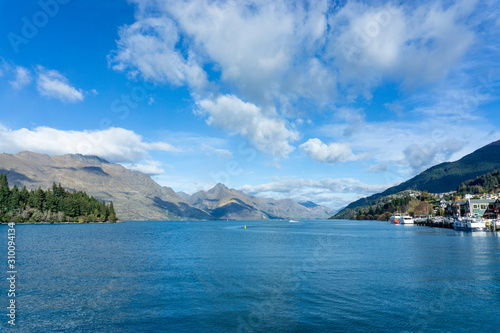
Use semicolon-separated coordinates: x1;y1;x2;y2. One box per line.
20;186;29;208
33;187;45;211
0;174;10;207
8;185;20;210
109;201;117;222
99;201;108;222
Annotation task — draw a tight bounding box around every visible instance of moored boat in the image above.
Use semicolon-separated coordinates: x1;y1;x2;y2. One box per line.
390;212;402;224
453;215;487;232
401;214;414;224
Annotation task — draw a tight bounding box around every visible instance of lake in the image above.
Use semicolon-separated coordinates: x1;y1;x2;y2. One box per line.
2;220;500;332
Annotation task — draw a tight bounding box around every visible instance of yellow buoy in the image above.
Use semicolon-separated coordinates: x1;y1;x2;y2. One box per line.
244;225;246;229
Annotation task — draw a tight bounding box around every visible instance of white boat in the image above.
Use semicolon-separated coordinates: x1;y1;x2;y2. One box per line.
390;212;402;224
289;219;300;223
453;199;487;231
401;214;414;224
453;215;487;232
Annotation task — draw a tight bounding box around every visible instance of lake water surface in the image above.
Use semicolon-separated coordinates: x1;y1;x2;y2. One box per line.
2;220;500;332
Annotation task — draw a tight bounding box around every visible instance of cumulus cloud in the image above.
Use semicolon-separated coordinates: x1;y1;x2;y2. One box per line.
300;138;367;163
109;0;483;157
35;66;84;103
109;16;207;90
111;0;477;100
197;94;298;157
0;124;179;163
240;178;391;209
9;66;32;89
112;0;332;102
108;0;333;156
328;1;475;94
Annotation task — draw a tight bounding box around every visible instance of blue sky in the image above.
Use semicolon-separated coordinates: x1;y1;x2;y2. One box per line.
0;0;499;209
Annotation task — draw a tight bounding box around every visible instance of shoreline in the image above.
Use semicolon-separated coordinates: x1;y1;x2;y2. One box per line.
0;221;122;225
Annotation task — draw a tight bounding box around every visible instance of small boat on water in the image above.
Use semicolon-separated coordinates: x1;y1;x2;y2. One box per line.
390;212;413;224
289;219;300;223
390;212;402;224
400;214;414;224
453;215;487;232
453;199;487;231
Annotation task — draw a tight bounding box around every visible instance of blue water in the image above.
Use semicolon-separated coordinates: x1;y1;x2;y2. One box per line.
1;220;500;332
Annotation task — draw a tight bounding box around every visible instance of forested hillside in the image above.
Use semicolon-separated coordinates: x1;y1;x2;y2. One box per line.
456;169;500;195
0;174;117;223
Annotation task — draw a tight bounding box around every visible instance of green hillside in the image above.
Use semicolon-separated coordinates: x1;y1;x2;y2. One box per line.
456;169;500;195
333;139;500;219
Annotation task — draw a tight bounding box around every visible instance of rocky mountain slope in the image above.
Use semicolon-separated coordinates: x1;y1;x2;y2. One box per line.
0;151;211;221
0;151;333;220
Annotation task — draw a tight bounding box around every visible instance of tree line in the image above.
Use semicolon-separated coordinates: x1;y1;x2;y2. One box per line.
0;174;117;223
354;191;436;221
456;169;500;196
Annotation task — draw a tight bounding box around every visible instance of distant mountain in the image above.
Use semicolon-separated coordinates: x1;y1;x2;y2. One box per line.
0;151;333;220
333;139;500;219
176;191;191;200
186;183;335;220
0;151;211;221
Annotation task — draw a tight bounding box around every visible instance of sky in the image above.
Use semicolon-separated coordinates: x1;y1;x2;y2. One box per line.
0;0;499;210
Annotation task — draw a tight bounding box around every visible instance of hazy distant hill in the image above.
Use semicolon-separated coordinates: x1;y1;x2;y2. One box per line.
333;139;500;219
186;183;335;220
0;151;334;220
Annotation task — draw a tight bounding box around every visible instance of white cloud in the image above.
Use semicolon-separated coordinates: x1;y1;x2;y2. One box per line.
109;16;207;90
112;0;478;102
300;138;367;163
328;1;475;95
240;178;391;210
0;125;179;163
35;66;84;103
165;0;332;102
109;0;485;160
197;94;298;157
122;160;165;175
318;109;497;180
9;66;32;89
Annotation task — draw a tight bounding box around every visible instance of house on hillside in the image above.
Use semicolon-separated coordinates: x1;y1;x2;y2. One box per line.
451;200;467;217
450;199;500;218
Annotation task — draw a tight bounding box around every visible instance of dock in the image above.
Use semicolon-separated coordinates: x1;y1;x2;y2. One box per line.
487;220;500;231
414;218;454;229
414;217;500;231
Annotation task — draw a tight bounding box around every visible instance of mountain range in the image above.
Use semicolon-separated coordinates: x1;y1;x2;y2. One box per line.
0;151;334;221
333;139;500;219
